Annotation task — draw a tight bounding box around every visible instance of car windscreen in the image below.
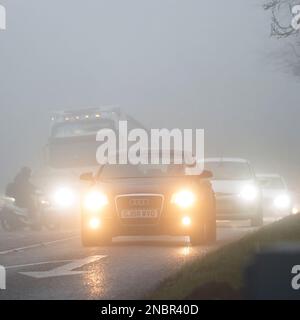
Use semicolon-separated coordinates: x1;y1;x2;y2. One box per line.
51;119;115;138
100;163;186;179
259;177;285;189
205;161;252;180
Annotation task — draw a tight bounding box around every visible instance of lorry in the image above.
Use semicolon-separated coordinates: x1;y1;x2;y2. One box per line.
32;107;146;227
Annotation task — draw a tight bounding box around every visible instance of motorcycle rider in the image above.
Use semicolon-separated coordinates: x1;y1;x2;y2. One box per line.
6;167;40;227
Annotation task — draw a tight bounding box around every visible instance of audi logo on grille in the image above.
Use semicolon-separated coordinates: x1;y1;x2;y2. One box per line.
129;198;150;206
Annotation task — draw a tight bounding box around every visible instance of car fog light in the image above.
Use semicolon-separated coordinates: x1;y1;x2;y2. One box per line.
182;216;191;226
89;217;101;230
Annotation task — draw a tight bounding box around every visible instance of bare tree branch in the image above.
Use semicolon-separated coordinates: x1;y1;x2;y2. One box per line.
264;0;300;77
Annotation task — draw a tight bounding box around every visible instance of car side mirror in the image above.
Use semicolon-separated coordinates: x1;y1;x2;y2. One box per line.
199;170;213;179
80;172;94;182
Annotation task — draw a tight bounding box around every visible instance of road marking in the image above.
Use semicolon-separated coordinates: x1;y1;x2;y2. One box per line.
0;236;78;255
19;255;106;279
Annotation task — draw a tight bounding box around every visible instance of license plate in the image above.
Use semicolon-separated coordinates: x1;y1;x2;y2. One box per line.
120;209;158;218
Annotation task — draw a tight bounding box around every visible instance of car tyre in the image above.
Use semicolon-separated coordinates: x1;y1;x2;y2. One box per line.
205;217;217;243
189;225;205;245
190;220;216;245
190;196;216;246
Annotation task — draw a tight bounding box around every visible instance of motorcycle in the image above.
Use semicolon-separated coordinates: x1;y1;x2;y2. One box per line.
0;193;60;231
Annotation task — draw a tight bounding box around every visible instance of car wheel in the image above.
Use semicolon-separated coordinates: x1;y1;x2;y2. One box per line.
189;222;216;245
190;192;216;245
205;217;217;243
189;224;205;245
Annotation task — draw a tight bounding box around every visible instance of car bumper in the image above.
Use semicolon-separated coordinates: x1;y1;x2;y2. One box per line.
261;201;291;217
82;206;205;236
215;196;260;220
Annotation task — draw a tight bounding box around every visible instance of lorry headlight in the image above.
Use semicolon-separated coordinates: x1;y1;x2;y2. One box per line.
239;185;258;201
83;190;108;212
171;190;196;208
274;194;291;209
53;187;75;208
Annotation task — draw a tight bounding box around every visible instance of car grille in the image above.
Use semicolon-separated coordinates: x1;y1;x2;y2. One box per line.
115;194;164;225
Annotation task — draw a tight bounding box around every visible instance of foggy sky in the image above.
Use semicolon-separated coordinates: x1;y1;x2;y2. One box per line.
0;0;299;190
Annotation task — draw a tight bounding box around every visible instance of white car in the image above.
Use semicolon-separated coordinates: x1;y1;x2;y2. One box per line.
256;174;291;217
204;158;263;226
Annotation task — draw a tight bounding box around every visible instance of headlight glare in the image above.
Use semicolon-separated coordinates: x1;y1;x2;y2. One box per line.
171;190;196;208
53;187;75;208
182;216;191;226
89;217;101;229
83;190;108;212
274;194;291;209
239;185;258;201
292;207;299;214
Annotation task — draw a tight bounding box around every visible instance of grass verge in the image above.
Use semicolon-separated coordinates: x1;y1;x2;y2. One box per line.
148;214;300;299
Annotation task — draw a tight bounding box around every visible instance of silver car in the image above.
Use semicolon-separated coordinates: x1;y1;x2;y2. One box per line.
204;158;263;226
256;174;291;217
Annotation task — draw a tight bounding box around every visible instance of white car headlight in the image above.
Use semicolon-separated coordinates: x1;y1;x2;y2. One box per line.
171;190;196;208
292;207;299;214
239;185;258;201
53;187;75;208
273;194;291;209
83;190;108;212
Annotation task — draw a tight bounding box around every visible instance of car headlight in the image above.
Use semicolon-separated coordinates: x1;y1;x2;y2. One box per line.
83;190;108;212
273;194;291;209
292;207;299;214
53;187;75;208
171;190;196;208
239;185;258;201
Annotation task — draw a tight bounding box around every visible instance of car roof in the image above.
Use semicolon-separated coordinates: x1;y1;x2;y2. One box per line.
203;157;249;163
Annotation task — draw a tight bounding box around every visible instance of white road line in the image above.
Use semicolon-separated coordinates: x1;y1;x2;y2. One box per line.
0;236;78;255
20;255;107;279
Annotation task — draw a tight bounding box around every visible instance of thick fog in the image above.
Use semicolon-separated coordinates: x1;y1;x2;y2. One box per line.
0;0;299;189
